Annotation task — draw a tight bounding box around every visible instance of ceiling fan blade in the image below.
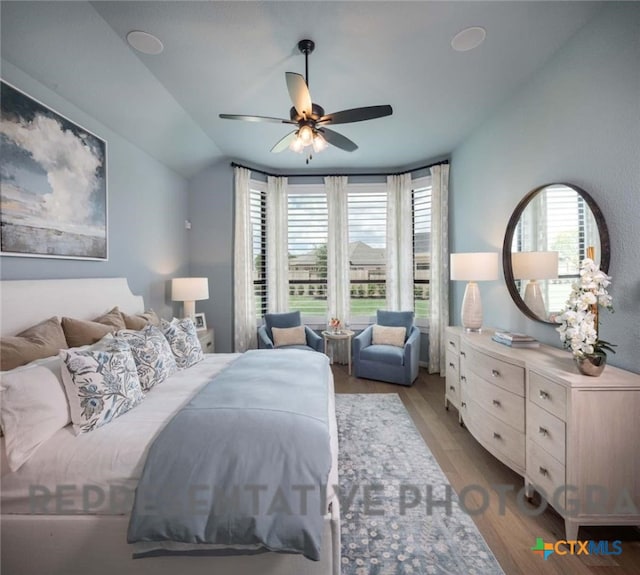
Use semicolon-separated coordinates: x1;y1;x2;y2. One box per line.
319;128;358;152
270;131;297;153
219;114;296;124
318;105;393;126
285;72;312;117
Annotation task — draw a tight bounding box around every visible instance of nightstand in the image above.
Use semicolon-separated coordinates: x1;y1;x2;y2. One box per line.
197;329;214;353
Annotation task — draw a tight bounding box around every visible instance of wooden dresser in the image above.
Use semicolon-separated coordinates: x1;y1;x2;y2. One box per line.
445;326;640;540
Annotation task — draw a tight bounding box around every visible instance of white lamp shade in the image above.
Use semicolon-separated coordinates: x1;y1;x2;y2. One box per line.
512;251;559;280
450;252;499;281
171;277;209;302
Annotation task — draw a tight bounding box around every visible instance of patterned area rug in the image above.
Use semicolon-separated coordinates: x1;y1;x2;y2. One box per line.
336;394;505;575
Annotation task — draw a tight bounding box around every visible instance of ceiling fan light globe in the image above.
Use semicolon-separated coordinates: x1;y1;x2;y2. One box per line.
289;136;304;153
298;125;314;146
312;133;328;153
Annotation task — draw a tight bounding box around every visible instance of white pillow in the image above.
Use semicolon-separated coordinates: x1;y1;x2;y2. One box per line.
372;324;406;347
117;325;177;390
60;336;144;435
161;318;204;369
272;325;306;347
0;356;71;472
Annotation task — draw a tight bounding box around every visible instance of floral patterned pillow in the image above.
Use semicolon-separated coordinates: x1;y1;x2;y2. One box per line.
60;336;144;435
161;318;204;369
117;325;177;390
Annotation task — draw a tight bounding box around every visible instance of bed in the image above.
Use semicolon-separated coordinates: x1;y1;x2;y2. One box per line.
0;278;340;575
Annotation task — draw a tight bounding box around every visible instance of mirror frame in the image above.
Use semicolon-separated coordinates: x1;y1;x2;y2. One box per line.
502;183;610;325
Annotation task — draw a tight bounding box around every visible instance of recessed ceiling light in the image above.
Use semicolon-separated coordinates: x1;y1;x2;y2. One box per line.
126;30;164;55
451;26;486;52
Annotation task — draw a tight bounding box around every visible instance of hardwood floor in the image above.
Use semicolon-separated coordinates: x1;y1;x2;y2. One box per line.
332;365;640;575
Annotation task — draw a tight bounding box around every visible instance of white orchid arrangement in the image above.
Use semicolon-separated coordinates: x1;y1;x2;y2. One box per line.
556;258;616;358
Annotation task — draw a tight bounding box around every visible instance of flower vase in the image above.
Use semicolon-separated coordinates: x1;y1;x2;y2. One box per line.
575;353;607;377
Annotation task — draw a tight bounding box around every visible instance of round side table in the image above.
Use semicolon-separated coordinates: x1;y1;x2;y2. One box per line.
321;329;355;375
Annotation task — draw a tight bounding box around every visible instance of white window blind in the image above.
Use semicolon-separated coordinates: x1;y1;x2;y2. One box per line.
412;183;432;325
347;184;387;324
249;185;267;320
287;186;328;320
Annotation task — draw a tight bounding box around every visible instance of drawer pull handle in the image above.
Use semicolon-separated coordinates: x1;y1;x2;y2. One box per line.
493;432;501;439
539;390;550;400
460;351;466;358
461;402;467;408
492;399;501;407
491;369;500;378
460;375;467;382
449;341;456;348
539;466;548;476
449;362;455;368
538;426;548;436
449;385;455;392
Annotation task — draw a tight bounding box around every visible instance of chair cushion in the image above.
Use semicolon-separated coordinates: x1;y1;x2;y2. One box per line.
377;310;414;341
360;344;405;366
272;325;306;347
372;325;406;347
277;344;316;352
264;311;301;341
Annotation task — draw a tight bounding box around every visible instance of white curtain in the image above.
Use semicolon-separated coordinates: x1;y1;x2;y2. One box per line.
386;173;414;311
428;163;450;375
326;176;350;325
233;166;257;352
266;176;289;313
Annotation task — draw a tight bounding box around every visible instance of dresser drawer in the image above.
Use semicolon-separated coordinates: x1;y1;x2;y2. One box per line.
529;371;567;421
461;343;525;397
465;370;524;432
527;401;566;465
446;332;460;355
527;439;566;509
464;398;525;470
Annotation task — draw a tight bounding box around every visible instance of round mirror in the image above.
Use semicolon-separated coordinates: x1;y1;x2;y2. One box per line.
502;183;610;324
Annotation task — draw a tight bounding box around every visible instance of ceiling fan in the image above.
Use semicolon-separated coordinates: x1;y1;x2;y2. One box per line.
219;39;393;163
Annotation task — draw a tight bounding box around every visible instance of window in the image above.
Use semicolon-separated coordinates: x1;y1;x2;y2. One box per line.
348;184;387;323
249;184;267;320
287;186;328;321
412;177;432;326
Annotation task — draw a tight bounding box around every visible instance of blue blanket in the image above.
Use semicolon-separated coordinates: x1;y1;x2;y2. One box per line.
127;349;332;561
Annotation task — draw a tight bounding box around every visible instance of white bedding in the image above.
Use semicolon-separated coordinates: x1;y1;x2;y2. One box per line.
1;353;339;516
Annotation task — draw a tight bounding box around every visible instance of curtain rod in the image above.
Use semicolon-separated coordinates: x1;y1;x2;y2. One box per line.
230;159;449;179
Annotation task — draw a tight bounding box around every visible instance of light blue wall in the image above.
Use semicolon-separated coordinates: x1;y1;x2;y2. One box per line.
188;160;235;352
449;4;640;373
0;62;190;316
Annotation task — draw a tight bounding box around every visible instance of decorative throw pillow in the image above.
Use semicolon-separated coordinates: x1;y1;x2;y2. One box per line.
0;316;68;371
372;324;406;347
272;325;307;347
117;325;178;390
160;318;204;369
0;356;71;471
93;306;126;330
121;309;161;330
60;336;144;435
61;317;114;348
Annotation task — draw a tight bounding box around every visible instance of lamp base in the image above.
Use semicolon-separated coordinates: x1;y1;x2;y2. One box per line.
461;281;483;332
183;300;196;320
523;280;547;319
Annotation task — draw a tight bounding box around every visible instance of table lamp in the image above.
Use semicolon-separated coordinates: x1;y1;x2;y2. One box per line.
171;277;209;319
512;251;558;319
450;252;499;332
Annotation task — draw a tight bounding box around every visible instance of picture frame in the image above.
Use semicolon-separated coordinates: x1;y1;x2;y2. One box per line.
193;312;207;331
0;80;107;260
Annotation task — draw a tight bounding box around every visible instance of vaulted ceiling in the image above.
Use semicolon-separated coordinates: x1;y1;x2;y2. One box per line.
1;1;602;176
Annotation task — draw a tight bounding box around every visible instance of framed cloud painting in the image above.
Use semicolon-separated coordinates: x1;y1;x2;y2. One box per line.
0;80;107;260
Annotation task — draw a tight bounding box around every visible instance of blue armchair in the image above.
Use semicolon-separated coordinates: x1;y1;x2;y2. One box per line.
353;310;421;386
258;311;323;352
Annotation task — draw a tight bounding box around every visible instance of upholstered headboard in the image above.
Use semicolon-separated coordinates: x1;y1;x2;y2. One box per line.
0;278;144;337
